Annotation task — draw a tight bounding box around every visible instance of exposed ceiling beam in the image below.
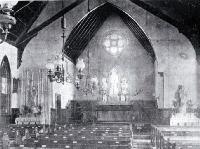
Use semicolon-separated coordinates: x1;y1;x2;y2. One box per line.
130;0;200;58
16;0;86;47
13;1;34;15
15;1;48;45
129;0;182;28
63;3;156;62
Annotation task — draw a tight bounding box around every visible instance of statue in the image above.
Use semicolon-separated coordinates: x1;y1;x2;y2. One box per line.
174;85;187;111
109;68;119;98
31;86;38;106
101;78;108;102
120;77;129;102
171;85;200;126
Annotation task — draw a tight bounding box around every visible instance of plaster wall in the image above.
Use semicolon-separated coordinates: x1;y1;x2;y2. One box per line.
0;42;18;108
21;0;197;109
77;14;155;102
107;0;197;108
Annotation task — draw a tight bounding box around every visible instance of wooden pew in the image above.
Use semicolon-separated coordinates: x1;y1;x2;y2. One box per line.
8;123;132;149
151;125;200;149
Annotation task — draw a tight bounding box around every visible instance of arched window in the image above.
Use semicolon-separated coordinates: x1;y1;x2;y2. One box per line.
0;56;11;116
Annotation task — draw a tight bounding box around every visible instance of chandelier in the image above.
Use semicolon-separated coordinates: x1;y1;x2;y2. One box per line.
46;0;98;94
46;5;66;84
46;44;98;94
46;53;98;95
46;55;65;84
73;0;99;94
0;1;17;44
74;51;99;95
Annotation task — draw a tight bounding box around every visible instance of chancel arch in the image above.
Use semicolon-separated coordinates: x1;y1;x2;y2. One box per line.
64;3;156;103
1;1;200;148
0;55;11;124
63;2;156;62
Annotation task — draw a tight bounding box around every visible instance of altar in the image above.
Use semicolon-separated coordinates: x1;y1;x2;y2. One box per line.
96;105;132;122
70;100;158;123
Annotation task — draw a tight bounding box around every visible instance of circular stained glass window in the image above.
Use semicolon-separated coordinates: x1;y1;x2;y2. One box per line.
103;32;127;56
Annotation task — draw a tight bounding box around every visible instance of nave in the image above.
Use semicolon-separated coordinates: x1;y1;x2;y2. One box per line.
1;122;200;149
1;0;200;149
0;122;133;149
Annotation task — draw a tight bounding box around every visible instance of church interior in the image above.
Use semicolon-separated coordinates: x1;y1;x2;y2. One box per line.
0;0;200;148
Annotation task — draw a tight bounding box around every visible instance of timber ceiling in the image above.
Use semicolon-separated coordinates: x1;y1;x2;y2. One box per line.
6;1;47;46
2;0;200;66
130;0;200;54
130;0;200;30
63;3;155;63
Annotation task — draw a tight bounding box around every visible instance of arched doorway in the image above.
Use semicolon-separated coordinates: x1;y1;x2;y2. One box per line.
0;56;11;124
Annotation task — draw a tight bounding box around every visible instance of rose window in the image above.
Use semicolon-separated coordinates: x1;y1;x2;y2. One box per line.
103;33;126;56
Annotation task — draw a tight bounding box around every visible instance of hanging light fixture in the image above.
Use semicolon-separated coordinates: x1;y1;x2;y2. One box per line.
73;0;100;94
46;55;65;84
76;58;85;79
0;1;17;44
46;0;66;84
75;45;99;95
46;0;99;92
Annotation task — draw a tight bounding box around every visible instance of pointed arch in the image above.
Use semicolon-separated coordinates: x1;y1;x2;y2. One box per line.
1;55;11;78
63;2;156;62
0;55;11;124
